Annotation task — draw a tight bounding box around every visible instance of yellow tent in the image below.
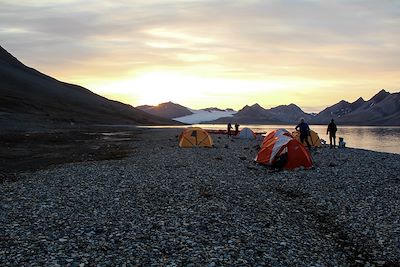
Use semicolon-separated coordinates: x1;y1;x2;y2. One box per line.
179;127;213;148
292;130;322;148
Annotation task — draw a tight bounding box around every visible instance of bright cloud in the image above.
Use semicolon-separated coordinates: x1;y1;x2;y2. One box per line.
0;0;399;111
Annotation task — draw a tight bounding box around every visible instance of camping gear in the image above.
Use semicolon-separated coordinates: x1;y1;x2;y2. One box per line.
204;129;267;135
179;127;213;148
292;130;322;148
339;137;346;148
238;127;257;139
256;128;313;170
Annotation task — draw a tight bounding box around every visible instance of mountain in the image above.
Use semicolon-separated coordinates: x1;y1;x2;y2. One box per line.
0;45;177;131
212;103;311;124
136;103;237;123
134;88;399;126
269;104;313;123
211;90;399;125
136;101;193;119
312;89;400;125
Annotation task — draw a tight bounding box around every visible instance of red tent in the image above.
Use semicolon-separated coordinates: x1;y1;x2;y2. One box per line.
256;129;313;170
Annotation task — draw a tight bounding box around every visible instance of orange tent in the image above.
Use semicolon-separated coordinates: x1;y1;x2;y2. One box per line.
179;127;213;148
262;128;292;146
292;130;322;148
256;129;312;170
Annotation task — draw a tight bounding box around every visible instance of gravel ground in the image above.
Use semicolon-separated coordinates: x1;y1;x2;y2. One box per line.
1;129;399;266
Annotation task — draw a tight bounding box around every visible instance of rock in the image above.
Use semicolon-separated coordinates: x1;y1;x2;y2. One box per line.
1;129;399;266
328;161;338;167
247;166;258;171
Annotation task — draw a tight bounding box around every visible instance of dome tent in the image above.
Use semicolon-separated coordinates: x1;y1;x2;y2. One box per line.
255;129;313;170
179;127;213;148
238;127;257;139
292;130;322;148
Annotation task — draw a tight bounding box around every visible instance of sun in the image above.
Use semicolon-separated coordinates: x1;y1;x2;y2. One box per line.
96;71;204;106
133;72;202;105
93;70;327;110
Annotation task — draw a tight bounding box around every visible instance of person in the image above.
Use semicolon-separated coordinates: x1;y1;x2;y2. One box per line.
234;123;240;136
227;123;233;137
327;119;338;148
295;118;311;150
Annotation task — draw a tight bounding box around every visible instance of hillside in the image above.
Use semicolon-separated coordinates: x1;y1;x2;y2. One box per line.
0;45;177;131
136;102;193;119
312;89;400;125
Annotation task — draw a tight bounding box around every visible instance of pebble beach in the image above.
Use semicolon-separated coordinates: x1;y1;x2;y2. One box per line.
1;128;399;266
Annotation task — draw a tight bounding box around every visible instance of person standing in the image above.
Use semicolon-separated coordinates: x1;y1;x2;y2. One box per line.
327;119;338;148
234;123;240;136
295;118;311;150
227;123;233;137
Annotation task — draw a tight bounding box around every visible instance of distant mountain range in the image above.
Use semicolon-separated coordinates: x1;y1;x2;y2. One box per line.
314;89;400;125
212;103;313;124
138;90;399;126
136;102;236;124
0;45;177;131
1;44;398;129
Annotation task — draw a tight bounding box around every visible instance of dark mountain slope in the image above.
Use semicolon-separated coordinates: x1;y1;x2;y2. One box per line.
0;45;177;130
312;89;400;125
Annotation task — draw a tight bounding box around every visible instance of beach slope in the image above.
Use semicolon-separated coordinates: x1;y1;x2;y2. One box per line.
0;129;399;266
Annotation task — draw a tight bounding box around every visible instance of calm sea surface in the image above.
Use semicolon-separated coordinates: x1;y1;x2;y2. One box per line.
144;124;400;154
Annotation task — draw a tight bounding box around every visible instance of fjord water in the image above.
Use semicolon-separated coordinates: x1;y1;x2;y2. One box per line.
145;124;400;154
202;124;400;154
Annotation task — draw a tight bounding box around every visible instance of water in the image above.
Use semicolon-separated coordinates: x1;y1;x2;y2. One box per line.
142;124;400;154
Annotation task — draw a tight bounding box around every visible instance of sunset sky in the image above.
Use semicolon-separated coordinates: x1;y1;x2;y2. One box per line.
1;0;399;112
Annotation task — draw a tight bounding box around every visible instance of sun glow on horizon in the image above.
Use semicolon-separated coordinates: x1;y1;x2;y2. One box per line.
94;71;328;110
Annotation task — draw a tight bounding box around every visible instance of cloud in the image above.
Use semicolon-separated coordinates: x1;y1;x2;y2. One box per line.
1;0;399;110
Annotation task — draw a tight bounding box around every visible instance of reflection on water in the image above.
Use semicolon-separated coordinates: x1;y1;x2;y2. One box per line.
141;124;400;154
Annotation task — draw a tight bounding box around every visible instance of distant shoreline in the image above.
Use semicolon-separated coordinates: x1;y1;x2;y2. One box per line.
1;126;398;181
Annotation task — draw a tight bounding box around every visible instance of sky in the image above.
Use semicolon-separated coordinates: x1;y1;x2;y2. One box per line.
1;0;400;112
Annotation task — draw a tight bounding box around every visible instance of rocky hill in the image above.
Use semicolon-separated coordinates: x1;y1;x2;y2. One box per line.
0;45;177;131
136;102;193;119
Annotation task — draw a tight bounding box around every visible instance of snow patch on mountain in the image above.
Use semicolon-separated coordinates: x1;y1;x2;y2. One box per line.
174;109;237;124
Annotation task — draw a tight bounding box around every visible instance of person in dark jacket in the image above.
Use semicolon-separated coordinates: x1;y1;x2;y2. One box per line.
227;123;233;137
234;123;240;136
295;118;311;150
327;119;338;148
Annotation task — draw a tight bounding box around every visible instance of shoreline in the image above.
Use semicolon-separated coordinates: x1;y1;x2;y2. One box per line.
140;125;400;155
1;126;398;180
1;127;399;265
